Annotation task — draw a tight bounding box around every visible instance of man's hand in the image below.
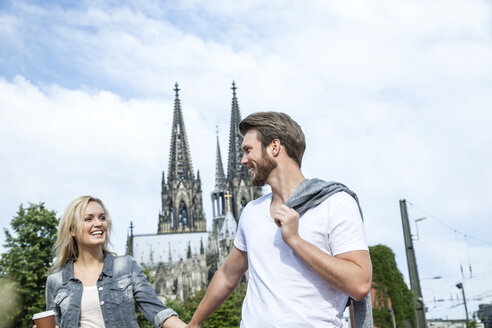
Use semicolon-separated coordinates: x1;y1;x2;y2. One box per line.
273;205;301;246
274;204;372;300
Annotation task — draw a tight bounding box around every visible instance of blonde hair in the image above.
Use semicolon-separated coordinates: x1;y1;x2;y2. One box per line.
49;196;114;274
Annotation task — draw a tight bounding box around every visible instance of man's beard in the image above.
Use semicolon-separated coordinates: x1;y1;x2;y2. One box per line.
251;150;277;187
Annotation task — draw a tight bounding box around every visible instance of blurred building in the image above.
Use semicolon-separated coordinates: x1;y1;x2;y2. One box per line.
427;319;468;328
477;303;492;328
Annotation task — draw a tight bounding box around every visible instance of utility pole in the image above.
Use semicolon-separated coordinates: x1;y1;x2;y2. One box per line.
400;199;427;328
456;283;469;326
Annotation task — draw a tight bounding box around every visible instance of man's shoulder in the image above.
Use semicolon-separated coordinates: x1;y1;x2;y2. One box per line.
244;193;271;210
307;191;359;216
326;190;355;204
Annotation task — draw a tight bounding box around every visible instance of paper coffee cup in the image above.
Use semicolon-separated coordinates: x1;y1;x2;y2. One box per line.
32;310;55;328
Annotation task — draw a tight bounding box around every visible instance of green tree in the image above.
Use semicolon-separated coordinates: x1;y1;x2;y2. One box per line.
166;282;247;328
370;244;416;328
0;203;58;328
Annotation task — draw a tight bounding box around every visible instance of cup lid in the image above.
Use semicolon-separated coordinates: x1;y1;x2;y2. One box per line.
33;310;55;320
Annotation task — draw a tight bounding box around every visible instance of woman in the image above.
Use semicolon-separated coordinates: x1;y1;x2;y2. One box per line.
36;196;186;328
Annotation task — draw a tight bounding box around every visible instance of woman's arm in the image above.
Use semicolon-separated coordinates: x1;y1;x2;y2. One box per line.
130;257;186;328
45;275;62;326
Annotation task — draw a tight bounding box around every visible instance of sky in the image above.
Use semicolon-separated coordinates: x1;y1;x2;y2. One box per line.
1;0;491;321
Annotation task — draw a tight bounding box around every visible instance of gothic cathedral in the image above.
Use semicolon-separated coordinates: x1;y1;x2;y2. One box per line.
126;81;261;301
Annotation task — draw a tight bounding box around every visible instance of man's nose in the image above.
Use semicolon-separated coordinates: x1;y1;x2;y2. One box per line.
241;153;248;165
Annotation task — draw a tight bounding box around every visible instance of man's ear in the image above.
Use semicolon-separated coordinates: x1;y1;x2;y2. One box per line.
270;139;281;157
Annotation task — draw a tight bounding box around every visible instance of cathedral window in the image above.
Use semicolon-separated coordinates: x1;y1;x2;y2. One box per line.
240;197;248;212
156;278;165;295
177;168;185;181
172;278;178;294
178;200;188;227
169;203;173;223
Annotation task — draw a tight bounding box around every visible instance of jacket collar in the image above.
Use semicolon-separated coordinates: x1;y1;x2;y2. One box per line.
101;251;114;277
61;251;114;284
61;259;75;285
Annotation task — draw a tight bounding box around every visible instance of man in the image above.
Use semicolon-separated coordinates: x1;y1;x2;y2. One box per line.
188;112;372;327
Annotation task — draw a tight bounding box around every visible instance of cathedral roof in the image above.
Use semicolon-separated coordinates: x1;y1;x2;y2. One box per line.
132;232;209;267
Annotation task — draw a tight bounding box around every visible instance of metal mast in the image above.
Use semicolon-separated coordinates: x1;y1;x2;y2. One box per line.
400;199;427;328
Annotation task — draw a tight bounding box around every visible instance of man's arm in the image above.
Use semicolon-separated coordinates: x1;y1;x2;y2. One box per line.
162;315;187;328
187;246;248;328
274;205;372;301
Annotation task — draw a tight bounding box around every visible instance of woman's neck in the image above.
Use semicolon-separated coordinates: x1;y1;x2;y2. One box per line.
76;247;104;267
74;247;104;286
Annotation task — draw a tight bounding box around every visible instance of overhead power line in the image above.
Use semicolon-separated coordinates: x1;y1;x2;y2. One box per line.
407;201;492;245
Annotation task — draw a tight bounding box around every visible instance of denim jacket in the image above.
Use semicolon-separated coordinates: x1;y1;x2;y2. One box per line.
45;252;177;328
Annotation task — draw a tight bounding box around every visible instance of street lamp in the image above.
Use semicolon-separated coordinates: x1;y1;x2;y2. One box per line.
388;308;397;328
413;217;427;241
456;282;469;326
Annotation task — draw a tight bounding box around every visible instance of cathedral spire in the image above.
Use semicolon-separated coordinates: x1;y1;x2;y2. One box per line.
158;83;206;233
227;81;249;180
215;127;227;191
187;242;192;259
168;82;194;182
125;221;134;256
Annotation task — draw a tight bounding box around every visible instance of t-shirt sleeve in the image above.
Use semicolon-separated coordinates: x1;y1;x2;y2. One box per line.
233;211;247;252
327;192;368;256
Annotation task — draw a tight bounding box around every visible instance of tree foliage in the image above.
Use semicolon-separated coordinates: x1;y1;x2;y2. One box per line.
0;203;58;328
166;282;247;328
370;244;416;328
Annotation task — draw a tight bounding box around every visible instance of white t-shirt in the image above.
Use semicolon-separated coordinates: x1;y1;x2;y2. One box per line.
234;191;368;328
79;286;105;328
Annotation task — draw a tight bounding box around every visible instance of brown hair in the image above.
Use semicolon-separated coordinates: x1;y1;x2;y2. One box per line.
239;111;306;167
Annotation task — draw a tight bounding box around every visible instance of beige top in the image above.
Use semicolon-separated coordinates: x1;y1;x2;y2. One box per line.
79;286;105;328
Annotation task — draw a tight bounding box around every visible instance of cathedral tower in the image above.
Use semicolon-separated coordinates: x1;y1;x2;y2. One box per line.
158;83;206;233
225;81;262;221
211;129;228;235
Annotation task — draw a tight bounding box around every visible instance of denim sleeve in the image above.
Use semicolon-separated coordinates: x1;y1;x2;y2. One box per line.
45;275;61;326
130;257;178;328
